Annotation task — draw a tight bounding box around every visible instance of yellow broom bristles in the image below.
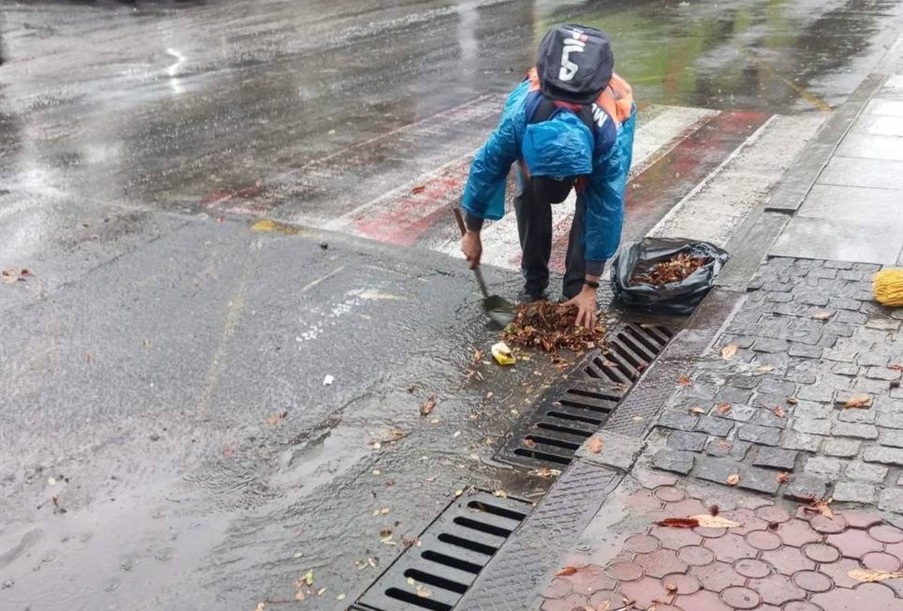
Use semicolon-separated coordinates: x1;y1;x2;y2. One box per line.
873;268;903;307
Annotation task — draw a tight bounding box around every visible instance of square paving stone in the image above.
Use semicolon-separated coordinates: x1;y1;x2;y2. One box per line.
837;133;903;160
780;430;823;452
853;114;903;137
817;156;903;189
714;386;754;405
798;184;903;221
878;488;903;514
705;437;751;460
752;447;798;471
792;417;833;435
823;438;861;457
695;416;734;437
658;411;699;431
845;461;888;483
832;482;877;503
737;423;781;446
714;404;757;422
771;215;903;266
784;474;827;502
652;449;695;475
803;456;846;479
752;337;790;353
832;422;879;439
863;446;903;466
667;430;709;452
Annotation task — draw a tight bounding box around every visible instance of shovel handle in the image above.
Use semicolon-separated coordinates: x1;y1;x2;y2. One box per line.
452;207;467;237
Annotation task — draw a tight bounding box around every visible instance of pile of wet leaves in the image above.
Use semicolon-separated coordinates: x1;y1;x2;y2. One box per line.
630;253;709;286
502;301;605;354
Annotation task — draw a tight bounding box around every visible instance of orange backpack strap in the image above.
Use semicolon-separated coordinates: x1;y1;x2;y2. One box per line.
527;67;541;91
600;73;634;123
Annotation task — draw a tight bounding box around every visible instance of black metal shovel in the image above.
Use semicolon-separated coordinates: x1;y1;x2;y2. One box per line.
453;208;516;327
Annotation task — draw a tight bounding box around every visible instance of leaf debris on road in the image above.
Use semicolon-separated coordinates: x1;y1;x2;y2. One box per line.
629;254;708;286
420;396;437;416
502;301;605;354
842;395;872;409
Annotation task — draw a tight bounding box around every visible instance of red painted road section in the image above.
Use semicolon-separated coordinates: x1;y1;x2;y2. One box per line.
548;110;771;273
350;159;471;246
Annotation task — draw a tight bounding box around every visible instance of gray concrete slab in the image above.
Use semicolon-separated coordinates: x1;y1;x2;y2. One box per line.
836;133;903;161
797;184;903;221
771;215;903;264
816;156;903;190
853;114;903;137
864;98;903;116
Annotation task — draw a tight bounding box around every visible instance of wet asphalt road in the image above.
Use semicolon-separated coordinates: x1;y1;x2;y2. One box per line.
1;1;902;609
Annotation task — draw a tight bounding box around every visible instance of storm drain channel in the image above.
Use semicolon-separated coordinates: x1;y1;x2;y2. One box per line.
495;322;675;470
352;491;531;611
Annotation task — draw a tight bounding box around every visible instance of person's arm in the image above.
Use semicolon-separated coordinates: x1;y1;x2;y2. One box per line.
567;107;637;327
460;82;529;267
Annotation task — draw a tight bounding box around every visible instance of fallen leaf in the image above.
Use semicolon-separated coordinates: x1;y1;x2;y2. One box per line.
813;497;833;518
254;603;266;611
454;489;464;497
842;395;872;409
847;568;903;582
811;311;834;320
773;405;786;418
317;587;326;596
777;472;790;484
380;535;396;545
689;514;741;528
689;406;705;415
717;403;732;414
665;583;678;594
786;397;798;405
420;396;437;416
301;569;314;587
472;349;484;363
402;536;421;548
411;185;426;194
596;603;611;611
889;364;903;372
655;517;700;529
726;474;740;486
755;365;775;374
523;438;536;449
721;344;738;359
372;507;390;516
1;268;30;284
415;584;432;598
587;437;604;454
530;467;561;478
265;411;287;425
677;375;692;386
336;593;346;601
555;566;579;577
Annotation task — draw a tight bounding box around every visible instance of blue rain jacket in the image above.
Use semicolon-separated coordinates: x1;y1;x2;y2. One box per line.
462;79;636;267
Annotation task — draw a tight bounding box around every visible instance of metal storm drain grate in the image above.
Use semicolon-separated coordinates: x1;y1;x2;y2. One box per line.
352;491;531;611
584;323;674;384
495;323;675;470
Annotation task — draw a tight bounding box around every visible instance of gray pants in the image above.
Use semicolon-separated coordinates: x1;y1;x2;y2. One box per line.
514;175;586;300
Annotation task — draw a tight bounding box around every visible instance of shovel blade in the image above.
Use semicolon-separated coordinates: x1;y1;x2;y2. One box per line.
483;295;516;327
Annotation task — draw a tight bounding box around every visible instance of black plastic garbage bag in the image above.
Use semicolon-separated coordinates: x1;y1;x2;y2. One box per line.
610;237;730;315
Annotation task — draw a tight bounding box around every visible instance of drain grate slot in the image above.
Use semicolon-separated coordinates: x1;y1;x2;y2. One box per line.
384;588;453;611
354;491;531;611
496;322;677;470
403;569;470;594
437;533;497;556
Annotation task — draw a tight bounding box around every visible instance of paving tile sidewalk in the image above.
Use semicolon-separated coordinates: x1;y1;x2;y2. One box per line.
538;469;903;611
531;65;903;611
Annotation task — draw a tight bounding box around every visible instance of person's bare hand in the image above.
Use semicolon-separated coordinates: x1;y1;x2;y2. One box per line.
563;288;598;329
460;231;482;269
